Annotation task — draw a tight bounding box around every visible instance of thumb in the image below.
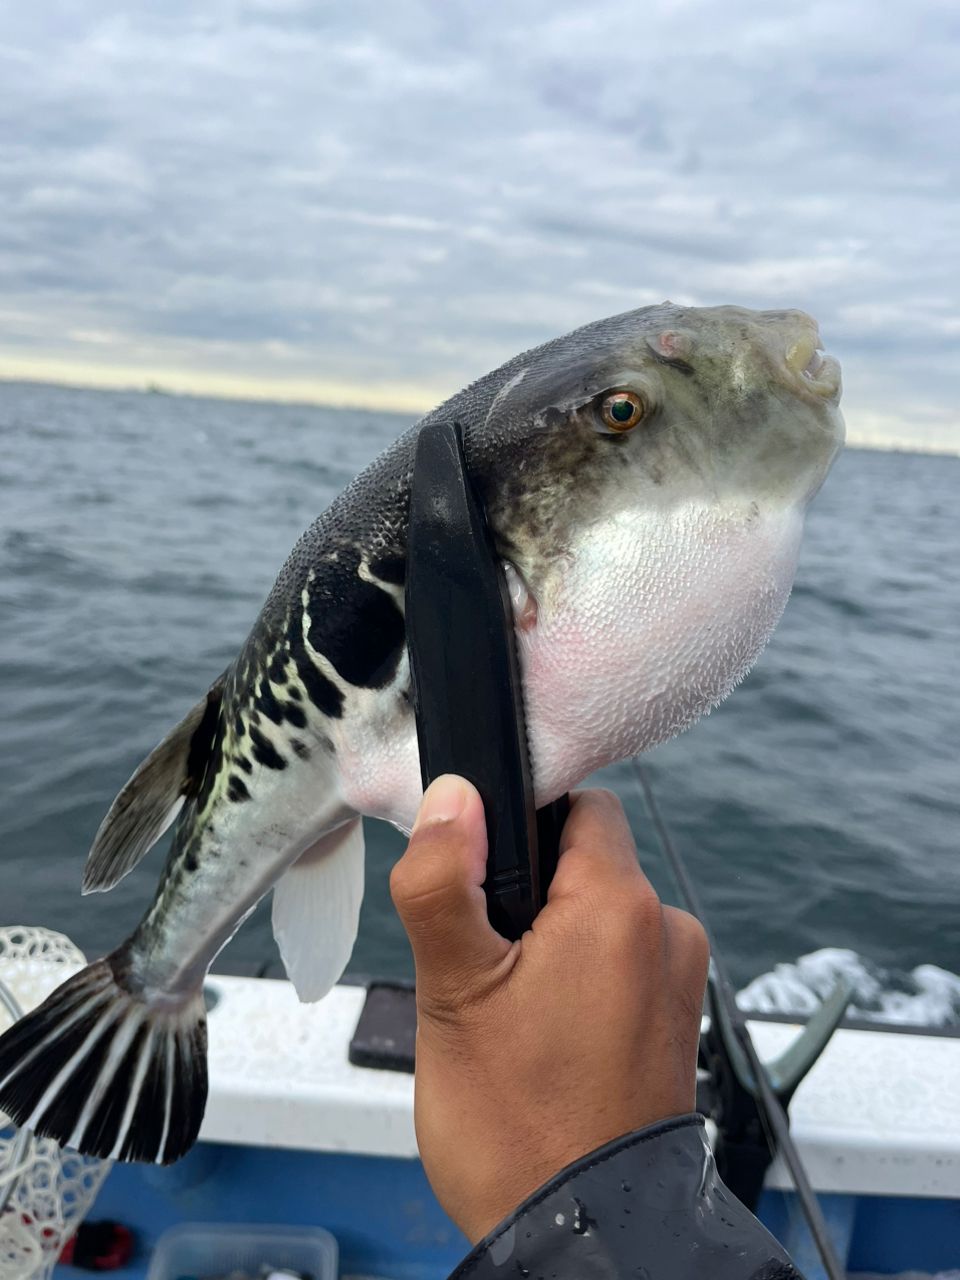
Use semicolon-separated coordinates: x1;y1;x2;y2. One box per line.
390;775;514;1010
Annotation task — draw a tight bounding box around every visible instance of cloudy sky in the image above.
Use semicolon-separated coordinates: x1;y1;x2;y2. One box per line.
1;1;958;450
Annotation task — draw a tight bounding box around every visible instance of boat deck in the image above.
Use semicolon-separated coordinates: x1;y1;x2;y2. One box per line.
42;975;960;1278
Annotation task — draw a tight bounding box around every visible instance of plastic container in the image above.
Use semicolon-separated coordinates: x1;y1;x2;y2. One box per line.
147;1222;338;1280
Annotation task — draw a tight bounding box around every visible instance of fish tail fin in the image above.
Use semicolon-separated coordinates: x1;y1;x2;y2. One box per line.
0;955;207;1164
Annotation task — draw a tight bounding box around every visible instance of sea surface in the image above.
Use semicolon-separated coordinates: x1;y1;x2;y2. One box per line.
1;380;957;1024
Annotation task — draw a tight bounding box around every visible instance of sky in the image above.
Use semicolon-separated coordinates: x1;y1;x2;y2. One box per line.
0;1;958;451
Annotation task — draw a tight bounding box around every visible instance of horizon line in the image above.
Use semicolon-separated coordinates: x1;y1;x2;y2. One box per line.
1;363;957;459
0;354;440;416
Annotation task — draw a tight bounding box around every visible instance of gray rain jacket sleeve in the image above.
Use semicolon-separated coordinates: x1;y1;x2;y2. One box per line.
448;1114;802;1280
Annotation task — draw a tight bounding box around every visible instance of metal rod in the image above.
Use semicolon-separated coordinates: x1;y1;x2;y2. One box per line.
0;983;21;1025
633;760;846;1280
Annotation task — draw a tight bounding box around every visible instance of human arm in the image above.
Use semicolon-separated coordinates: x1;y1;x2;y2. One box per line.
390;775;802;1279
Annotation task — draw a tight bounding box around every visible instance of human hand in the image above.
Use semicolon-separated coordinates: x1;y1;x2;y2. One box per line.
389;774;710;1243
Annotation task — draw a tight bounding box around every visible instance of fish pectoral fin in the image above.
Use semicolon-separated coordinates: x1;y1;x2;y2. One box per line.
272;817;365;1003
82;674;227;894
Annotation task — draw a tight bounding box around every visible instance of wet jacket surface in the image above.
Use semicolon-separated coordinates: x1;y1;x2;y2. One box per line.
449;1114;802;1279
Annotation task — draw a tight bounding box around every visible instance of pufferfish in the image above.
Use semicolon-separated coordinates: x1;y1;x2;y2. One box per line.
0;302;843;1163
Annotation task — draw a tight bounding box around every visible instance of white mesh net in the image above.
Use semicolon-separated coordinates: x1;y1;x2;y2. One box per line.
0;927;112;1280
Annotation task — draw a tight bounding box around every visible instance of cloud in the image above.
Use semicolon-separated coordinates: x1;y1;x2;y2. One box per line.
0;0;957;449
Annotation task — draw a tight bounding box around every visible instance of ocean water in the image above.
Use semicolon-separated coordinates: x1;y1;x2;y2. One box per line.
0;380;957;1024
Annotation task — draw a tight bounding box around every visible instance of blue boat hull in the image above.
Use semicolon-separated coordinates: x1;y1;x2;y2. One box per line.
55;1139;960;1278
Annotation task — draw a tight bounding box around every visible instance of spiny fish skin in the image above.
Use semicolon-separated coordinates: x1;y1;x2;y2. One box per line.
0;302;843;1164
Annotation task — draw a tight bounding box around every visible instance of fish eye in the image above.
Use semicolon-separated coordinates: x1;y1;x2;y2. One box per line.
598;389;647;433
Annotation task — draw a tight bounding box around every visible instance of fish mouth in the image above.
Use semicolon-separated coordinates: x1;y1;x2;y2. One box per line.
783;325;842;401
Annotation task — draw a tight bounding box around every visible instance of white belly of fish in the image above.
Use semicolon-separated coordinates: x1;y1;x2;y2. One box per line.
519;500;805;798
336;500;804;832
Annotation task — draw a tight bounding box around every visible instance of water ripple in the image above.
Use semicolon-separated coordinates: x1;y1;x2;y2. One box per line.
0;382;956;1008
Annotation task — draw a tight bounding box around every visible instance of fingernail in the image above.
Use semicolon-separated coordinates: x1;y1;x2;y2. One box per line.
413;774;468;831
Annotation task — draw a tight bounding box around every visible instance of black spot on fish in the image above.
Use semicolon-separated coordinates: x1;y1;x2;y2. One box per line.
287;684;302;702
283;701;307;729
289;626;344;718
228;775;250;802
369;553;406;586
185;678;225;793
183;848;198;873
290;738;311;760
195;724;226;811
307;577;404;689
234;712;246;738
235;754;252;774
300;659;343;717
268;651;288;685
250;725;287;770
255;681;287;726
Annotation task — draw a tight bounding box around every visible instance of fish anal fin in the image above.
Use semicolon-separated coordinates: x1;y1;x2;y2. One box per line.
272;818;365;1003
82;675;226;895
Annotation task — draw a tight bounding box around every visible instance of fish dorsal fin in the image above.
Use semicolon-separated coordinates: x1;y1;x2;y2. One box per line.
82;676;226;894
272;818;365;1003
